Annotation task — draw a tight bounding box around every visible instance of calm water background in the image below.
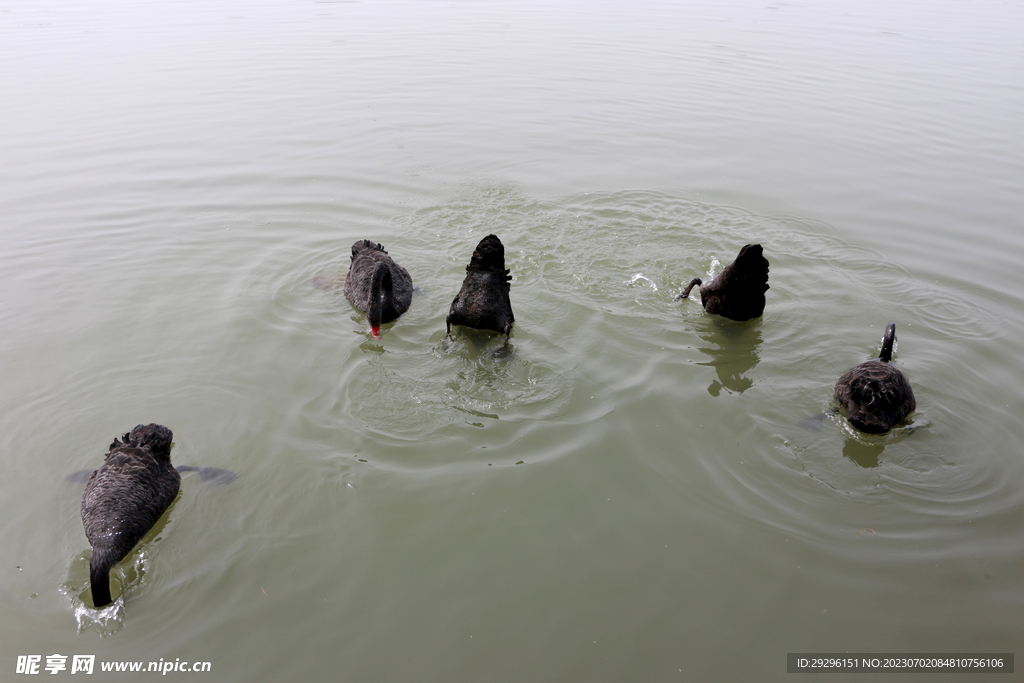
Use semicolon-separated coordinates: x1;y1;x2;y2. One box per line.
2;0;1023;680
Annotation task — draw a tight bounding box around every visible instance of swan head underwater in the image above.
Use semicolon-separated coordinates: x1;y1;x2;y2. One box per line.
834;322;917;434
342;240;414;340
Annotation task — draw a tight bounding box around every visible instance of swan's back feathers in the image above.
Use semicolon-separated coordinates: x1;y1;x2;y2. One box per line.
81;446;180;550
446;234;514;338
700;243;769;321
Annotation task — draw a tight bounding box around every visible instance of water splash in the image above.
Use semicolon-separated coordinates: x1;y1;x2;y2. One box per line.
73;597;126;637
626;273;658;291
61;550;152;636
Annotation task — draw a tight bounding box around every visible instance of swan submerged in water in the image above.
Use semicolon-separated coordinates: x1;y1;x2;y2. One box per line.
80;424;180;607
446;234;515;344
342;240;413;339
834;322;916;434
676;243;769;321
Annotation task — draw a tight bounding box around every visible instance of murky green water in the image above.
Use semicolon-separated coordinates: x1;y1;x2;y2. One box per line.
2;0;1023;681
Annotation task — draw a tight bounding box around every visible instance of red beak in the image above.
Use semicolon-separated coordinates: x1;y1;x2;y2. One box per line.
371;325;381;339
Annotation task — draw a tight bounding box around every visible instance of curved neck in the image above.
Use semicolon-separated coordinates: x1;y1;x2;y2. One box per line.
367;263;392;327
879;322;896;362
680;277;702;298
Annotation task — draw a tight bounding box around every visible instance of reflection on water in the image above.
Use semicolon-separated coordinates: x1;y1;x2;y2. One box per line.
175;466;239;485
358;339;386;354
695;317;763;395
443;326;514;360
838;416;924;469
842;438;885;469
441;335;525;421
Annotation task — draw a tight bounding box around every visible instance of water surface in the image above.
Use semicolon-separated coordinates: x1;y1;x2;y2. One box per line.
2;1;1023;681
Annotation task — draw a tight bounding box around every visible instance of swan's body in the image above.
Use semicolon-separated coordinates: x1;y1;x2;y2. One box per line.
446;234;514;342
343;240;413;339
80;424;180;607
834;322;916;434
676;243;769;321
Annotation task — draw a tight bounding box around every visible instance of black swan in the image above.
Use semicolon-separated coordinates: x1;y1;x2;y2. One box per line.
343;240;413;339
675;243;769;321
446;234;514;343
80;424;181;607
834;322;916;434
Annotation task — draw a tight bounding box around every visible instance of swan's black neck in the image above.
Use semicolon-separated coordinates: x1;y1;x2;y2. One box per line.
89;550;114;607
680;277;702;298
879;322;896;362
367;263;393;328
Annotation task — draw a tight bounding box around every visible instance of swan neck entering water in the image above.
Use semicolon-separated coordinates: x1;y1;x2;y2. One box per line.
89;551;114;607
367;263;392;338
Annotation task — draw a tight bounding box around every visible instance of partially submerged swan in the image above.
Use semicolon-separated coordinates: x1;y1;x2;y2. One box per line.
80;424;180;607
446;234;515;343
834;322;916;434
675;243;769;321
343;240;413;339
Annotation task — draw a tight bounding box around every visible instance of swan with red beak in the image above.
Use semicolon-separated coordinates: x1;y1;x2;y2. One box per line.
343;240;413;339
